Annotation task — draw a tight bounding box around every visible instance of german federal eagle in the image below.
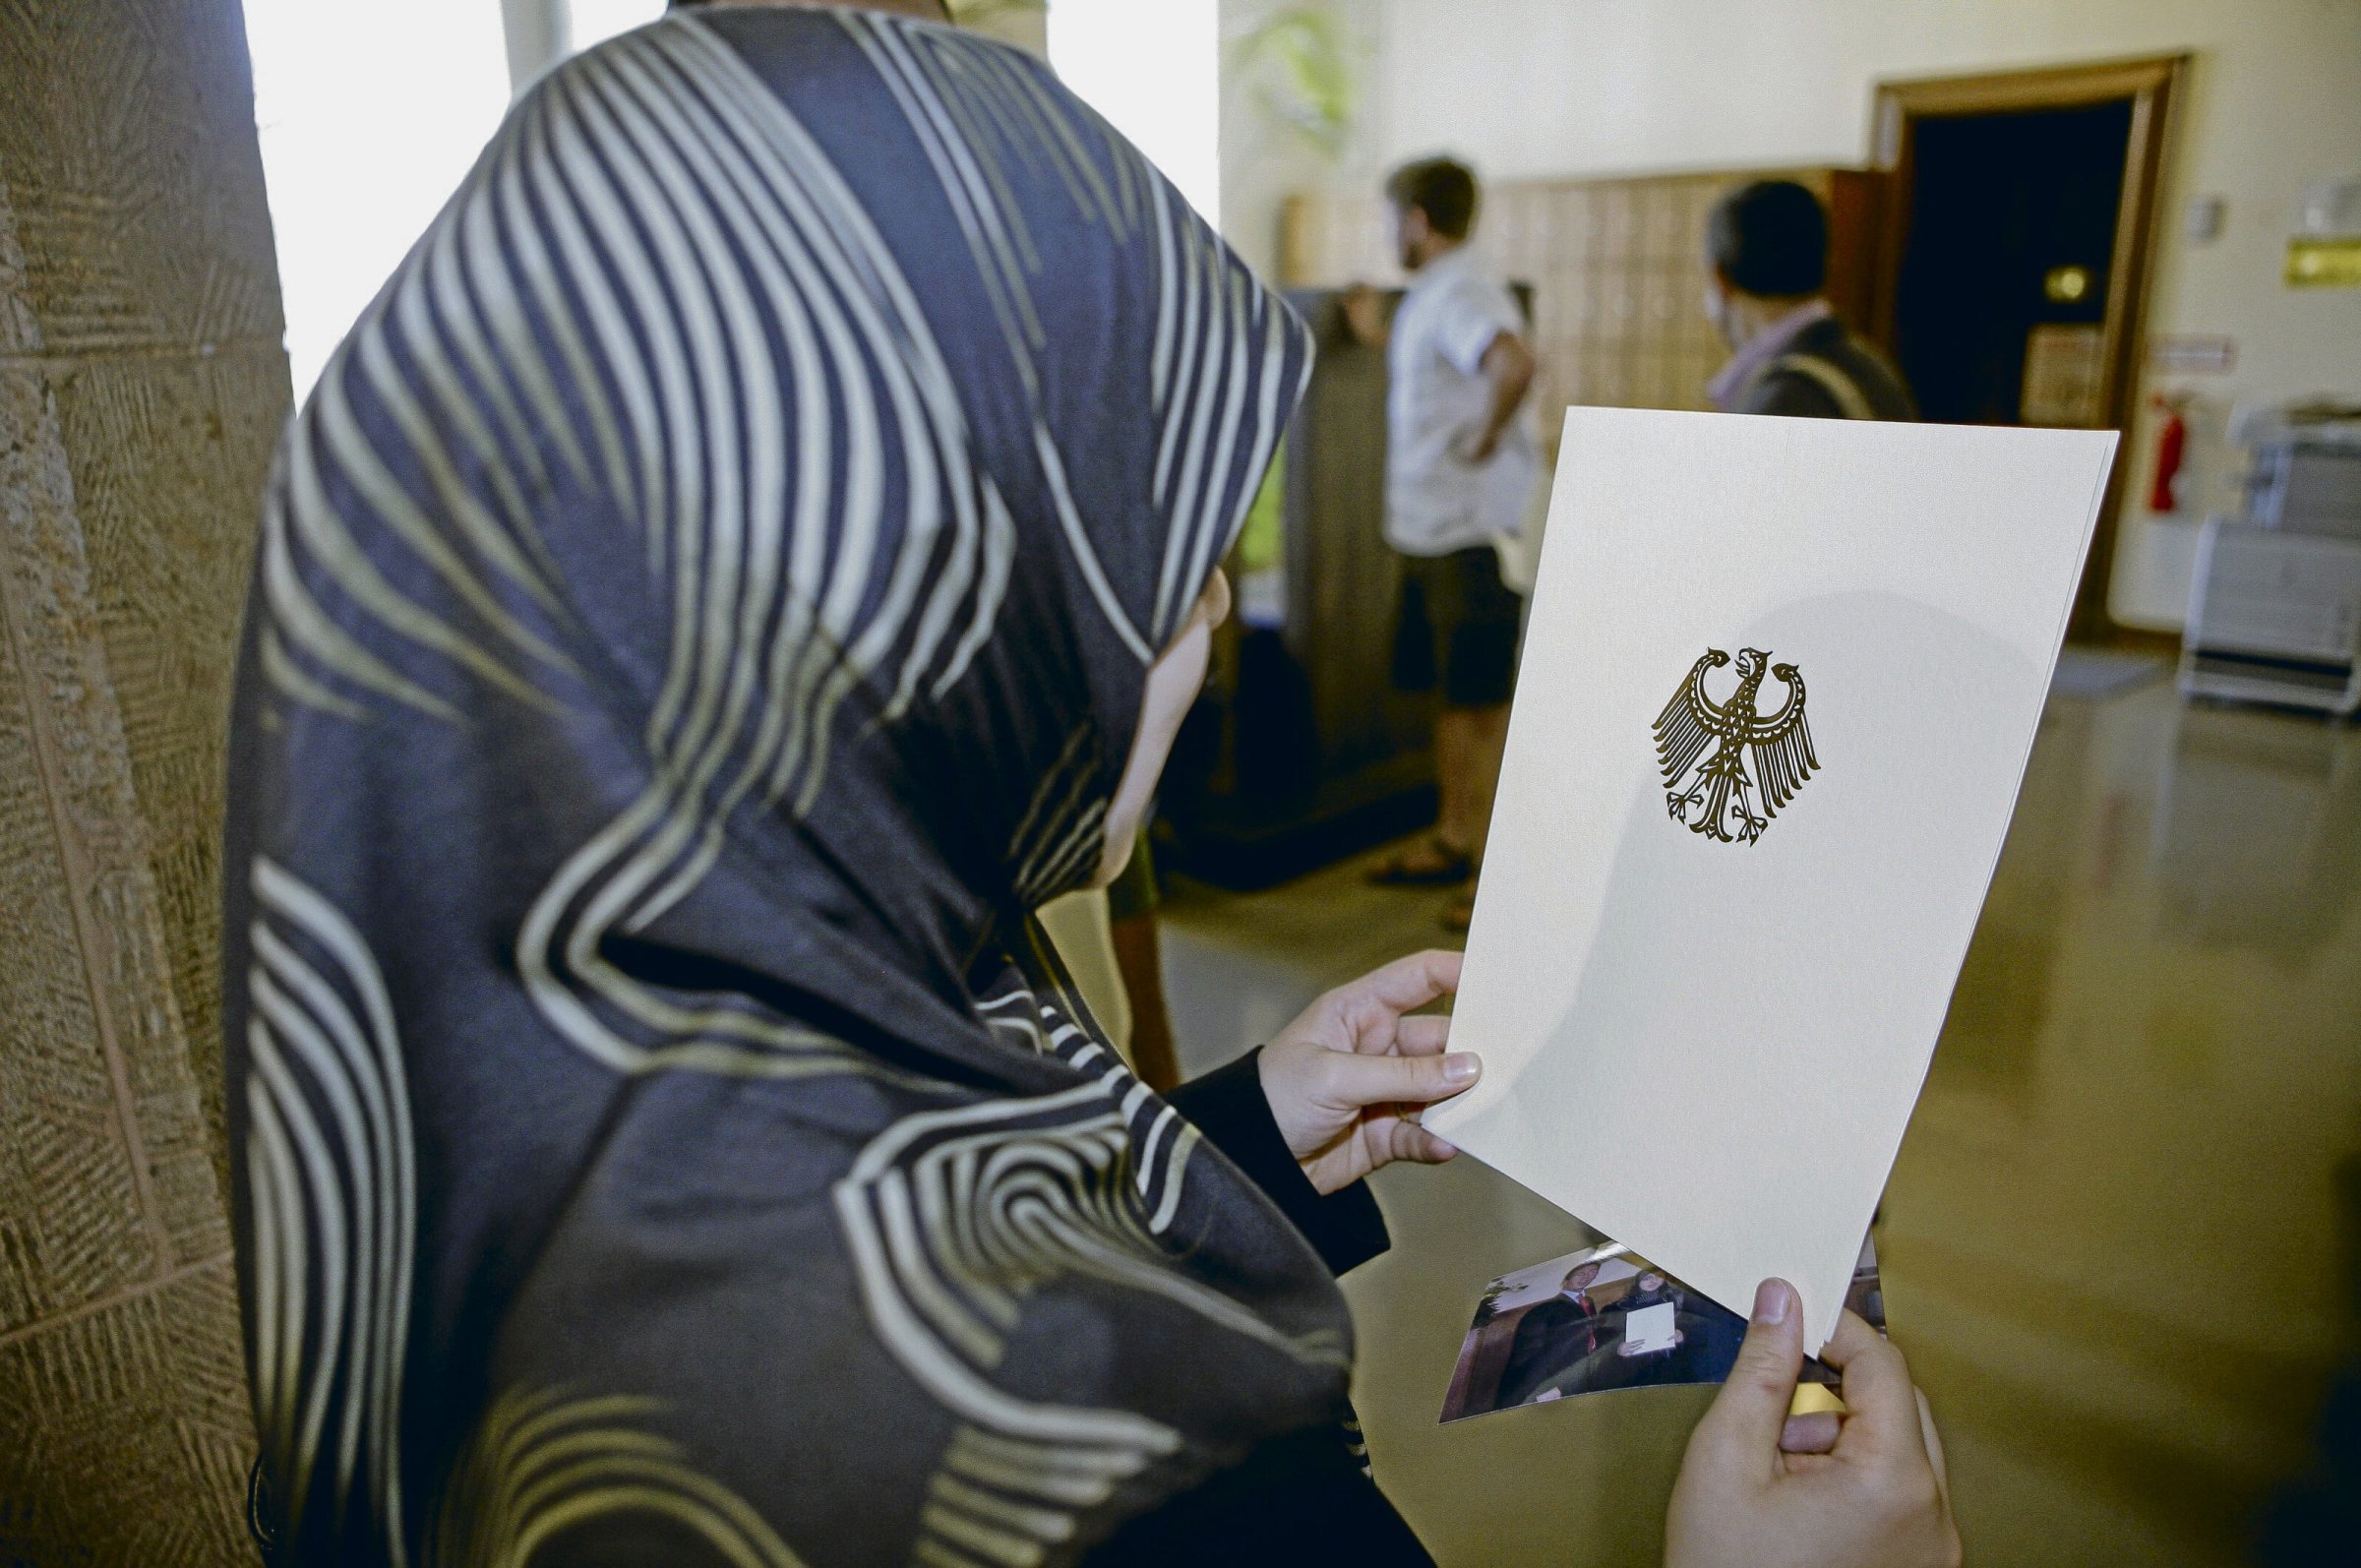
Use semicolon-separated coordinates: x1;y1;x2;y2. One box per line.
1654;647;1818;845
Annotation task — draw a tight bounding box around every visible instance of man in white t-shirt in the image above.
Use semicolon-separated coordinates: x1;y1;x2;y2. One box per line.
1346;156;1539;931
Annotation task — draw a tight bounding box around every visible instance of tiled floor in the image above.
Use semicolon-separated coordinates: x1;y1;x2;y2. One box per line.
1156;679;2361;1566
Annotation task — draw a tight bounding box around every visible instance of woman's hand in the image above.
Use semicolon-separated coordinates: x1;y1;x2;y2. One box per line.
1665;1281;1962;1568
1257;950;1479;1195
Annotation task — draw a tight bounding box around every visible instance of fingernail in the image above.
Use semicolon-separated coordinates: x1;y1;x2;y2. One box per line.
1753;1279;1792;1325
1443;1054;1481;1085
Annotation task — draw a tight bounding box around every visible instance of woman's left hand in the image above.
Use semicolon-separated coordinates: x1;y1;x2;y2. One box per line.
1258;949;1480;1195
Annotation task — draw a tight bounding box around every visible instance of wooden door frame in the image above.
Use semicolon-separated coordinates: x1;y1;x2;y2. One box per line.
1868;54;2188;639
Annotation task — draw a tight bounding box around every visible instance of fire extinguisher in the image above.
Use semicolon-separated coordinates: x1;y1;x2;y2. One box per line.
2149;393;2188;513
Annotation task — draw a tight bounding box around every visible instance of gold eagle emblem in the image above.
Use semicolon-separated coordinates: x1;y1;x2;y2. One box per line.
1655;647;1818;844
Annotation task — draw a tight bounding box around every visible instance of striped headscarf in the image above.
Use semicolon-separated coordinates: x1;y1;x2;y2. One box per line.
222;9;1329;1564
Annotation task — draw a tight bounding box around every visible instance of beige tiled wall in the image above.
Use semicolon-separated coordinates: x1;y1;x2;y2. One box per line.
1282;168;1846;452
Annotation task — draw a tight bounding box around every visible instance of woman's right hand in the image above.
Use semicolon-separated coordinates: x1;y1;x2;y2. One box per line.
1665;1280;1961;1568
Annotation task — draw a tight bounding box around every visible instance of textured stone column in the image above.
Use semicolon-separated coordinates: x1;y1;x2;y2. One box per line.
0;0;290;1561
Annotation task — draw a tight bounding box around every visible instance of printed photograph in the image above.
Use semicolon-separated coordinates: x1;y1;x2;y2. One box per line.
1439;1235;1886;1422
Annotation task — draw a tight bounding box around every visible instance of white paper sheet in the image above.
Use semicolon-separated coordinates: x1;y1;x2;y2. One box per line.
1427;407;2117;1349
1622;1301;1678;1356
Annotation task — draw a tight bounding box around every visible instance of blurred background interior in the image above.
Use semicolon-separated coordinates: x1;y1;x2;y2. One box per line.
2;1;2358;1563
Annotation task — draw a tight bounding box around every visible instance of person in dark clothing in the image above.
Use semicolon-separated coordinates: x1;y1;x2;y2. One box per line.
1617;1270;1679;1319
1499;1262;1606;1406
1606;1270;1684;1361
227;3;1455;1558
226;2;1961;1563
1554;1275;1754;1398
1703;179;1916;420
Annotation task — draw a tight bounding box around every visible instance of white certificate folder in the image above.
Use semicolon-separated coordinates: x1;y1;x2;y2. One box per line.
1427;407;2117;1348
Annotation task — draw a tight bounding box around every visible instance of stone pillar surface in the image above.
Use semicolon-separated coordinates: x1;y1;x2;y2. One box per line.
0;0;290;1560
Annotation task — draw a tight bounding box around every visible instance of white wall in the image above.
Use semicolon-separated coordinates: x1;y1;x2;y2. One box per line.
1218;0;1392;280
246;0;516;397
1361;0;2361;630
954;0;1050;58
1053;0;1222;223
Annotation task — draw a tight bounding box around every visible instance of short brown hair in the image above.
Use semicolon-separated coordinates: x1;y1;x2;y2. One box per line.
1386;157;1479;240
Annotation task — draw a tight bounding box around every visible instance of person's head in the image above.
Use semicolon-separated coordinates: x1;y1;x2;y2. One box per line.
1385;156;1479;272
1702;179;1828;347
243;0;1309;1085
1563;1262;1602;1293
1637;1272;1665;1293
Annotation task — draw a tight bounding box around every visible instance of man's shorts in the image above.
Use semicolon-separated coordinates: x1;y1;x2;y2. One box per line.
1391;545;1522;709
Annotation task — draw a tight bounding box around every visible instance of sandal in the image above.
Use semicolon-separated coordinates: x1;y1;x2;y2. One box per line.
1366;833;1475;887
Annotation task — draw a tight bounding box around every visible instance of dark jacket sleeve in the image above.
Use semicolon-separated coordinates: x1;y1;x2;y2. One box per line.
1164;1048;1391;1276
1083;1426;1433;1567
1090;1059;1428;1567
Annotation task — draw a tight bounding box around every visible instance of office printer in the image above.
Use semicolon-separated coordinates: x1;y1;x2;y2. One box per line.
2181;401;2361;716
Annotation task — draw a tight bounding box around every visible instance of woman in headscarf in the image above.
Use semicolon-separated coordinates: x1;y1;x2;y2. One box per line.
222;3;1959;1564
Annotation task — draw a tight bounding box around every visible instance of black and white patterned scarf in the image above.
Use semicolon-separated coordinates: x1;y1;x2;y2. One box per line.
222;9;1332;1563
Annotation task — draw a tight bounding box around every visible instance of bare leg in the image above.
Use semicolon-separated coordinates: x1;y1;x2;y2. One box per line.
1440;701;1511;933
1374;709;1483;883
1459;701;1510;860
1433;705;1478;854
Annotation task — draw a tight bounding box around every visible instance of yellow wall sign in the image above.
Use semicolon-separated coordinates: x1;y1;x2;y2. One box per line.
2286;236;2361;288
